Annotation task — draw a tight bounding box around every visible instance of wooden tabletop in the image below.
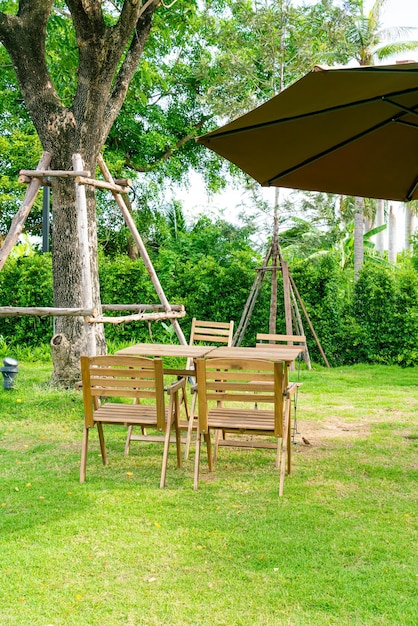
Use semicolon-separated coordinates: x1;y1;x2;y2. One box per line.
115;343;214;358
207;345;303;364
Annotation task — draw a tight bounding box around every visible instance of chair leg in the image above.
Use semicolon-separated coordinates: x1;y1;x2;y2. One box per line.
124;425;133;456
193;428;201;490
213;428;221;463
80;427;89;483
205;432;213;472
279;399;291;497
181;385;190;422
174;393;182;469
160;421;172;489
275;437;283;469
184;391;197;460
97;422;108;466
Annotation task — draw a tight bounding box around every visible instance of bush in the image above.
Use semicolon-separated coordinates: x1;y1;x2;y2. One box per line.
0;254;53;346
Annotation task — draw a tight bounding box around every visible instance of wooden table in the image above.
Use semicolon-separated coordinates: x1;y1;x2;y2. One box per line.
207;345;303;365
114;343;215;376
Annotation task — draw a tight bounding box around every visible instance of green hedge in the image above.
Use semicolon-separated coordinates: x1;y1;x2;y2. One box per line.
0;250;417;366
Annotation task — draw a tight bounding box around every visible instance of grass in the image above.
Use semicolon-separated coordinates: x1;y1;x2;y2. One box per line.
0;361;417;625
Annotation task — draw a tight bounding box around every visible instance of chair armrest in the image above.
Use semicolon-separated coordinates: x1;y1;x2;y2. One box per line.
166;377;186;395
285;382;302;399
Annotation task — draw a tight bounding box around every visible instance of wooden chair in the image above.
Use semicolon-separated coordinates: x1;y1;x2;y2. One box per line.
80;355;184;487
193;357;297;496
256;332;306;349
256;333;304;440
184;318;234;459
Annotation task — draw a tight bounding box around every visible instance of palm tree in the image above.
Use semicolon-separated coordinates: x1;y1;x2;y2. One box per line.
345;0;418;278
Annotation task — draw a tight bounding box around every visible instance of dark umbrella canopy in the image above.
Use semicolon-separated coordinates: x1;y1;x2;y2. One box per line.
197;63;418;201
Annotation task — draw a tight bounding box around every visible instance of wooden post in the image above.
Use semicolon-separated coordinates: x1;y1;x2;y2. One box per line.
281;261;293;337
289;273;330;368
233;245;272;346
73;153;96;357
97;154;188;346
0;152;52;271
269;192;279;335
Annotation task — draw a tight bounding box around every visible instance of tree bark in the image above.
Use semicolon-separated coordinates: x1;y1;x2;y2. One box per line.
353;196;364;282
404;204;415;251
388;204;397;264
0;1;159;385
375;199;385;253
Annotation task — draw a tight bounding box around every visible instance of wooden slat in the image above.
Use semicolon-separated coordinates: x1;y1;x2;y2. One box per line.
207;391;274;403
193;320;232;329
205;357;277;371
91;389;157;400
93;404;159;424
256;332;306;343
216;439;278;449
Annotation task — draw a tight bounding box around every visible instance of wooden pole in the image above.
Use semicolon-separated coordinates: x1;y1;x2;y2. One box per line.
19;168;90;178
75;175;131;195
290;285;311;369
73;153;97;357
97;154;188;346
233;245;272;346
281;261;293;337
0;152;52;271
289;273;330;367
269;191;279;334
0;306;97;317
86;309;185;325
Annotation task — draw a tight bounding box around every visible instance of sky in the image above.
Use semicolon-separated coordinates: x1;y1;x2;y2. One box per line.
173;0;418;250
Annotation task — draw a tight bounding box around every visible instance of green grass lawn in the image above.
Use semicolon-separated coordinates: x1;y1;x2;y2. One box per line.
0;362;417;625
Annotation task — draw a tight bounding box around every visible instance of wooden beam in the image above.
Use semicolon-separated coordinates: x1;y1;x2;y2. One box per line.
86;309;186;325
19;169;90;178
101;304;184;312
0;152;52;271
289;273;330;368
73;153;96;357
18;174;51;186
97;154;188;346
75;175;131;194
0;307;97;318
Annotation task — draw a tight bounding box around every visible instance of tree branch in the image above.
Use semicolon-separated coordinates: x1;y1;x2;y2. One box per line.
124;119;209;172
0;1;65;138
100;0;160;144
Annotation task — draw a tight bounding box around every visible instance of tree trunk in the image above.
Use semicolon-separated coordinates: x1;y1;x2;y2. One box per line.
50;156;106;386
404;203;415;251
269;190;279;334
388;204;397;264
354;196;364;281
0;1;159;385
375;199;385;252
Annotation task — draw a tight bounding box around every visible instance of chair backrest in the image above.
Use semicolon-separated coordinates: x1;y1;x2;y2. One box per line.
189;318;234;347
186;319;234;372
256;332;306;346
80;355;166;430
195;358;284;437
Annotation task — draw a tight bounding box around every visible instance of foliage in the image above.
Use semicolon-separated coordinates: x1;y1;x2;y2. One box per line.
0;213;416;367
0;254;53;346
343;262;418;366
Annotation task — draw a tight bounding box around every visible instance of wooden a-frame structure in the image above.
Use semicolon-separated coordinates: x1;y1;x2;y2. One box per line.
0;152;188;355
233;198;330;368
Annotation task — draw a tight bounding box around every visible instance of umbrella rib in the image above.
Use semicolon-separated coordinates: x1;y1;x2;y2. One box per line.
265;115;399;186
383;98;418;123
201;86;418;141
406;178;418;201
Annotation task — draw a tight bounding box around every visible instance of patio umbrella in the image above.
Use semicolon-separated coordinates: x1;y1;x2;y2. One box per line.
196;63;418;201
